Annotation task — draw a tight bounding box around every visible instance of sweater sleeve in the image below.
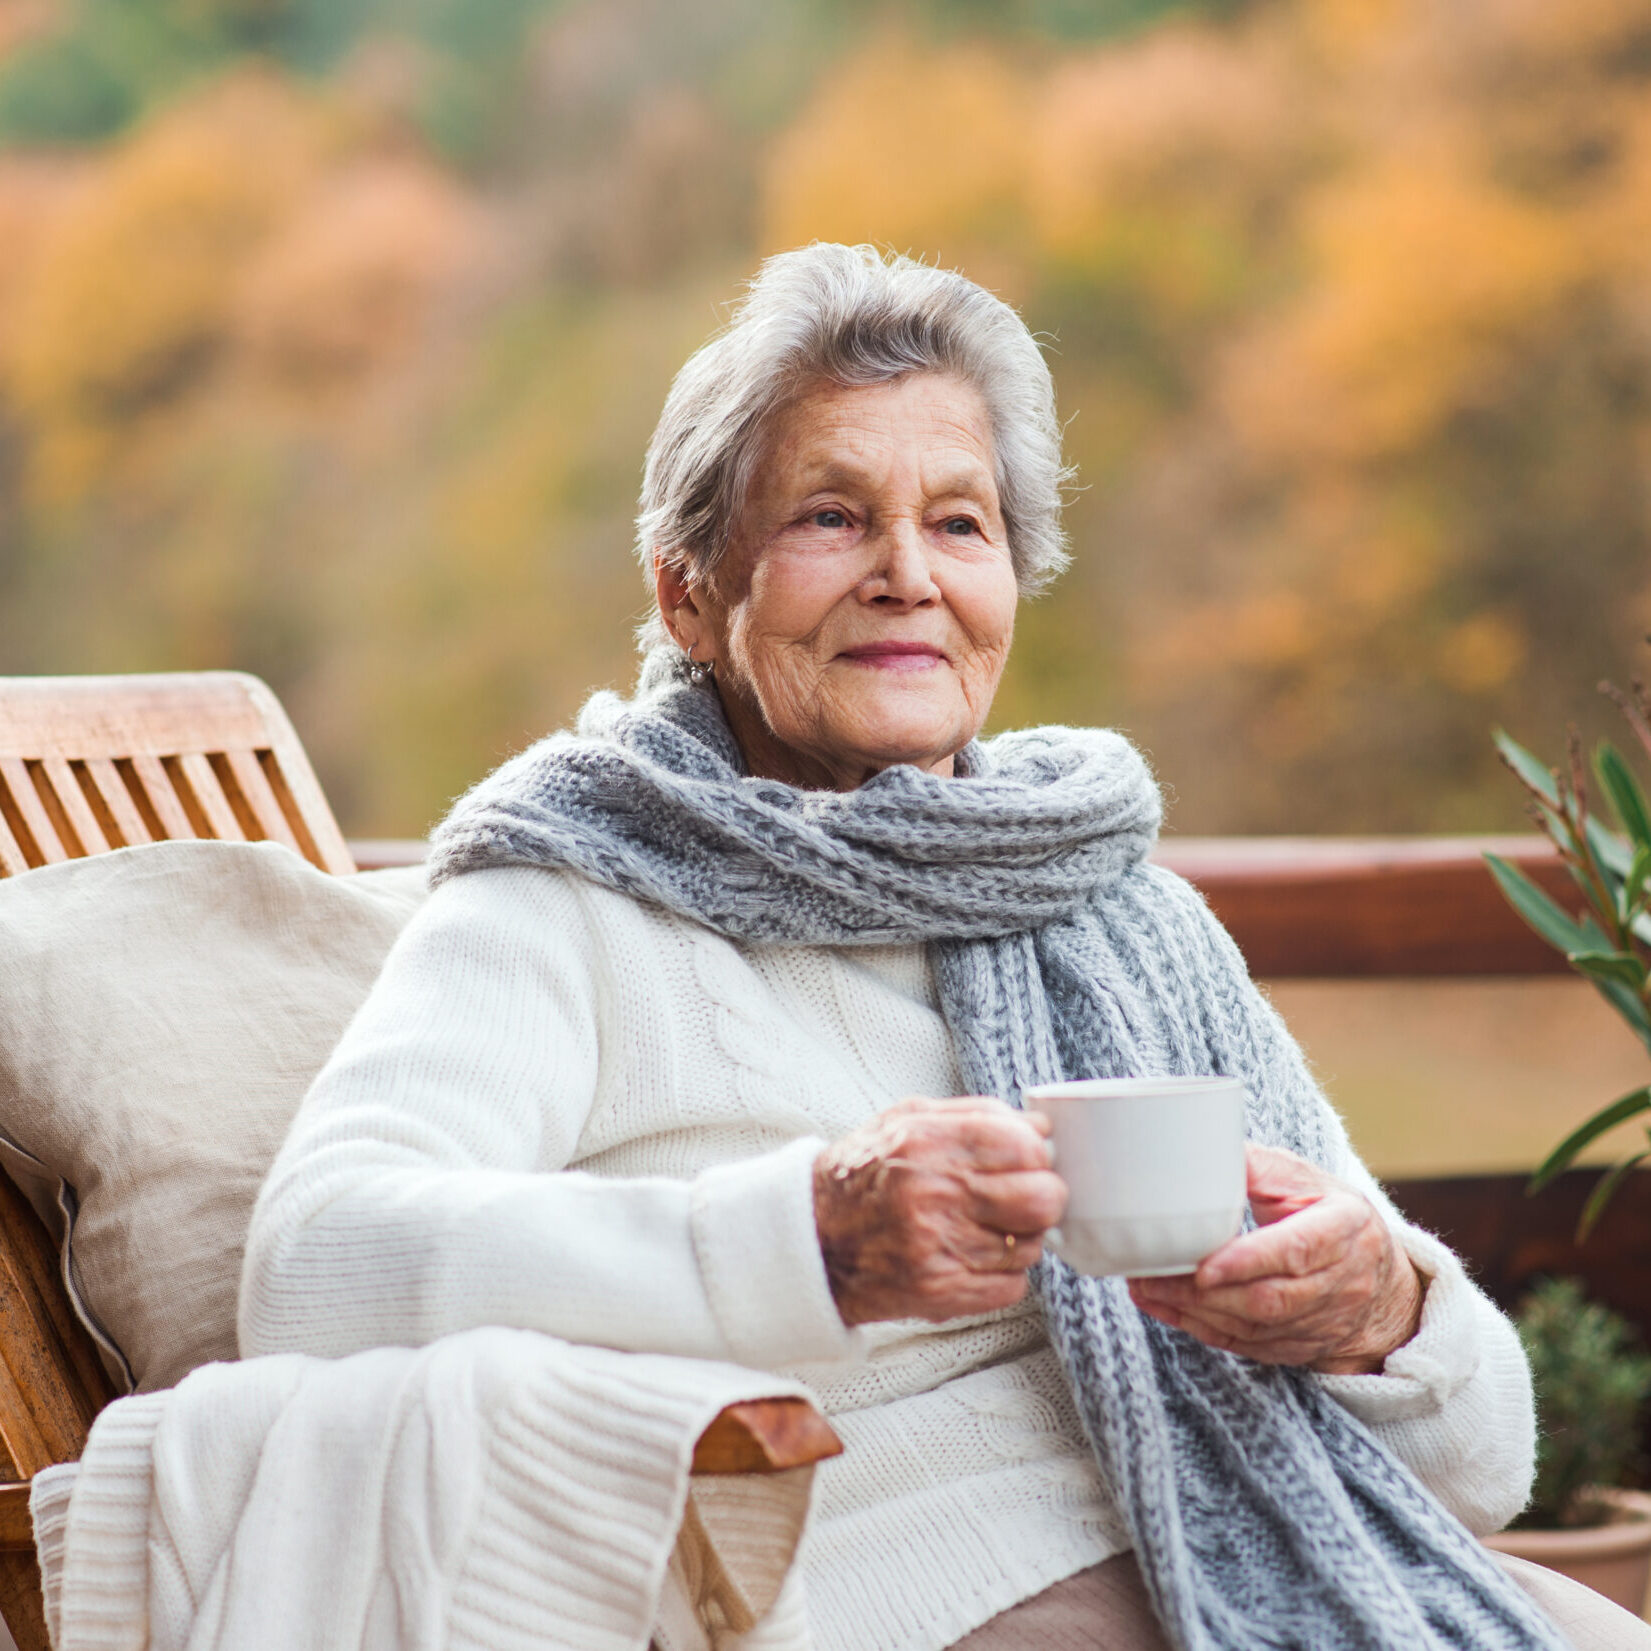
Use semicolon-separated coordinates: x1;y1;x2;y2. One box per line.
1134;865;1536;1535
238;866;859;1370
1311;1162;1536;1535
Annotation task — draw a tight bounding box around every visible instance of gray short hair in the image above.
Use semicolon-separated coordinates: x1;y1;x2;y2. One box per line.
636;243;1072;645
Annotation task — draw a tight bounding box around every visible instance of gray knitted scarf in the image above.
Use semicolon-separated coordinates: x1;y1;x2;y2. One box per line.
429;653;1567;1651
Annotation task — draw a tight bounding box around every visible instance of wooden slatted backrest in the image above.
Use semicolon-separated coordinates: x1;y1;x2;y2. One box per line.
0;1173;118;1486
0;672;357;1650
0;672;353;879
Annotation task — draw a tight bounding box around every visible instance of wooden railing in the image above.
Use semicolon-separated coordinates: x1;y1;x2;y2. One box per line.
1154;837;1574;978
351;834;1575;979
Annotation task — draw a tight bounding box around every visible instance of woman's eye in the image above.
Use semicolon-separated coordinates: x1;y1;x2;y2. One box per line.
943;516;979;536
811;508;848;529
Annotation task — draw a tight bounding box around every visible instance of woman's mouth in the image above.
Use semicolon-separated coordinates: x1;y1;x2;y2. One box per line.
837;643;947;673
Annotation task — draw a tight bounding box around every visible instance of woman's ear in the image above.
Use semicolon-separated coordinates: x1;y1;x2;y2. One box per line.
653;553;718;664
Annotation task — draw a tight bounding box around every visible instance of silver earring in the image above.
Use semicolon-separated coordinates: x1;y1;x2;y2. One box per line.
686;650;714;686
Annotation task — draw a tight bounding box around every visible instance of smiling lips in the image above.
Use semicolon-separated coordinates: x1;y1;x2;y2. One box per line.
838;642;948;672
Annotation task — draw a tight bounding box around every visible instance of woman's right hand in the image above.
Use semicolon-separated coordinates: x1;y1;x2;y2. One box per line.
812;1096;1067;1327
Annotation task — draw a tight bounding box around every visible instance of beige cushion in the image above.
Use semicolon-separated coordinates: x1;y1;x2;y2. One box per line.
0;840;426;1392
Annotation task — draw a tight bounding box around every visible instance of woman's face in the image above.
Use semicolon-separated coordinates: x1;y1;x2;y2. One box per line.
655;372;1020;792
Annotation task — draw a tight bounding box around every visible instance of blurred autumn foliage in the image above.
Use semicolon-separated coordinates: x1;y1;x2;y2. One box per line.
1;0;1649;835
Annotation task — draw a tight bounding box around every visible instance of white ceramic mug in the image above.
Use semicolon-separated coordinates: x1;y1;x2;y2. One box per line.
1024;1076;1249;1277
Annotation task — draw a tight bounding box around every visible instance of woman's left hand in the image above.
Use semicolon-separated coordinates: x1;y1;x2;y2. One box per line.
1127;1144;1425;1374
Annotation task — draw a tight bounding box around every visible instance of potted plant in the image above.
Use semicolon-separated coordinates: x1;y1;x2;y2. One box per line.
1483;1278;1651;1611
1486;667;1651;1235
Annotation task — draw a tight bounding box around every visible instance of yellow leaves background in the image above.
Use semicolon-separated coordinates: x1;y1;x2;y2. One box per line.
763;30;1032;282
1;0;1649;834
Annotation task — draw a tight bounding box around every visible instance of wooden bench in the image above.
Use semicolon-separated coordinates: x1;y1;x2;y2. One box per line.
0;672;841;1651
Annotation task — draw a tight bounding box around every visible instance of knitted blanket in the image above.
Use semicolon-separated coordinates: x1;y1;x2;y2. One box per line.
32;1326;817;1651
428;651;1567;1651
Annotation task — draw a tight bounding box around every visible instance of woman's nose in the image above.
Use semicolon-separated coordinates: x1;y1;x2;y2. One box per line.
861;521;939;606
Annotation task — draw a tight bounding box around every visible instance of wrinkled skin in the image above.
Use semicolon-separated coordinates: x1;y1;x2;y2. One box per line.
653;372;1018;793
651;371;1424;1370
812;1097;1064;1325
1129;1145;1424;1375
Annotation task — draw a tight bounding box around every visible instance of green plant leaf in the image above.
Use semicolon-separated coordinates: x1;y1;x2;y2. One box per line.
1627;843;1651;913
1532;797;1574;855
1588;818;1634;882
1495;729;1561;804
1565;861;1622;931
1561;911;1651;1044
1529;1085;1651;1191
1594;741;1651;848
1485;854;1592;955
1596;983;1651;1052
1575;948;1651;1047
1514;1276;1651;1519
1576;909;1616;947
1579;1151;1650;1240
1567;949;1650;992
1493;730;1633;894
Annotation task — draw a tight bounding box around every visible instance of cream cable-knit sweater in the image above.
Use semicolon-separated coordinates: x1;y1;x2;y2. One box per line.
241;865;1536;1651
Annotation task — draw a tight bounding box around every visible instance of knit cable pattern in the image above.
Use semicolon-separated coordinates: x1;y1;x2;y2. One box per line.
428;651;1566;1651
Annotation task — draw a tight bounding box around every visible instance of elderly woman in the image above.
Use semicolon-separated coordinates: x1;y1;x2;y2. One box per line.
241;245;1638;1651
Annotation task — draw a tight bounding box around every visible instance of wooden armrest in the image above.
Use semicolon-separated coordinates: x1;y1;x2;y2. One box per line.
690;1397;842;1475
0;1483;31;1552
0;1399;842;1551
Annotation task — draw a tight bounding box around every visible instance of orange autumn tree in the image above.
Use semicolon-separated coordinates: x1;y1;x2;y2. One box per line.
1;0;1649;834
